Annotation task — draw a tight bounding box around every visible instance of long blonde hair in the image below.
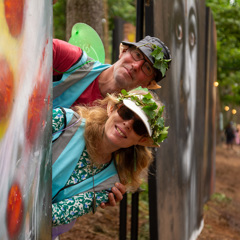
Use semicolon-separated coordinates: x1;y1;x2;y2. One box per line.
73;90;155;191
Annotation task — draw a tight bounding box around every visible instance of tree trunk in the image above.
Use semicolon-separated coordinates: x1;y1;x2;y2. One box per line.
66;0;104;41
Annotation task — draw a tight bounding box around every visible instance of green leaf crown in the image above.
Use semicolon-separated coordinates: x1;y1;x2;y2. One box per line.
117;88;169;145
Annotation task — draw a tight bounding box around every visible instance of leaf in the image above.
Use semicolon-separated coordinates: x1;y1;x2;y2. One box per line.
155;51;164;60
121;89;128;96
150;45;171;77
143;92;153;100
159;62;168;77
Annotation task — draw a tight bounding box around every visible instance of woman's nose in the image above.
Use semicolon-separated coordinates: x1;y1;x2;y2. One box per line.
123;119;134;129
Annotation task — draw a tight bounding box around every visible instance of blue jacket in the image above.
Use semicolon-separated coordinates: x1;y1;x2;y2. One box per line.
52;108;119;203
53;52;111;108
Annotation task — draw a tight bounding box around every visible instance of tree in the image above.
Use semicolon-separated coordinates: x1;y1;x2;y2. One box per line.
107;0;136;31
206;0;240;111
53;0;136;57
53;0;66;40
66;0;104;40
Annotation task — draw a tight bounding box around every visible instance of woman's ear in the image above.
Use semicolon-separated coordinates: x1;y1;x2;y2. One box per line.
137;136;160;148
119;43;129;58
107;102;115;117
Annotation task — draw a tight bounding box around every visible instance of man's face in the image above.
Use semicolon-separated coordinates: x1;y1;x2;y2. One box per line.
112;47;155;91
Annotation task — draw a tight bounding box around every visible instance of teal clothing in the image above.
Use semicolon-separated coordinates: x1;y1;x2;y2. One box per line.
52;108;119;226
53;51;110;108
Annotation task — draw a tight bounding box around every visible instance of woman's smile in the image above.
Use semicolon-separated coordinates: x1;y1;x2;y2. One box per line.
115;125;127;138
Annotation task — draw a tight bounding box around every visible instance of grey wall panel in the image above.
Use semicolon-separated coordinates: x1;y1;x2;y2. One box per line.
148;0;216;239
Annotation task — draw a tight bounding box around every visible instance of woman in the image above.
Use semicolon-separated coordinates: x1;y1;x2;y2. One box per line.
52;88;168;238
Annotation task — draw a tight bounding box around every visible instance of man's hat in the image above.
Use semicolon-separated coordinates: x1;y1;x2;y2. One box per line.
122;36;171;85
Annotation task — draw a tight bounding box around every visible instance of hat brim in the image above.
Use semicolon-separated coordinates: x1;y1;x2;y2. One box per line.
123;99;152;136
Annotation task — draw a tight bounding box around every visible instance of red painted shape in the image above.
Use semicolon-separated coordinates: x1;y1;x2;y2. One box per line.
26;40;51;144
6;183;24;238
4;0;25;37
26;82;48;143
0;58;14;121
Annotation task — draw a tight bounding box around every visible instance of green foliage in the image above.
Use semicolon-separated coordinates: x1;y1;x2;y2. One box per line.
151;45;171;77
206;0;240;108
210;192;232;204
107;0;136;30
53;0;66;40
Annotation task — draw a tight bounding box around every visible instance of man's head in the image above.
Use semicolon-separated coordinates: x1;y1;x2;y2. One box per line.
121;36;171;88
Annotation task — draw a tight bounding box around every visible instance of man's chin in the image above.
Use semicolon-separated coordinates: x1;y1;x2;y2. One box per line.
116;78;133;90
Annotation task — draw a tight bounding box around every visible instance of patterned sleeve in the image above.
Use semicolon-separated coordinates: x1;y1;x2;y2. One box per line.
52;190;109;226
52;108;65;134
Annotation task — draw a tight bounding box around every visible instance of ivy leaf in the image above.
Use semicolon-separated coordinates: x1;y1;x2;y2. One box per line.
121;89;128;96
150;45;171;77
134;86;149;92
156;117;164;128
142;105;156;119
159;61;168;77
155;51;164;60
143;92;152;100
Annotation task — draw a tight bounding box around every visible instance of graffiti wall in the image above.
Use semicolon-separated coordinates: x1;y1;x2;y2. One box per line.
0;0;52;239
146;0;217;239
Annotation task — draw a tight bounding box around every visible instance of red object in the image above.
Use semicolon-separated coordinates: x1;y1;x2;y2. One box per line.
26;40;51;144
0;58;14;121
53;39;102;106
6;183;24;238
4;0;25;37
26;82;48;143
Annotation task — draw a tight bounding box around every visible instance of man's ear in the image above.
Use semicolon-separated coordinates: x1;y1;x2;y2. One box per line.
107;102;115;117
119;43;129;58
137;136;160;148
147;80;161;89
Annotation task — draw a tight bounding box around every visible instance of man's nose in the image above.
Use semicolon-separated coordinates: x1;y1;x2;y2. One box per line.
132;59;144;71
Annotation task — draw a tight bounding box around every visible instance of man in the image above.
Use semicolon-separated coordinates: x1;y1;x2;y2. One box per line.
52;35;171;207
53;36;171;107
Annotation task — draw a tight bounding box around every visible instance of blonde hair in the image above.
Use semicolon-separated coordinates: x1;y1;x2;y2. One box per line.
73;90;157;192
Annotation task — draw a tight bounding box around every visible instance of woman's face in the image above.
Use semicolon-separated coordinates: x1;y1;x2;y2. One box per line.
103;107;145;149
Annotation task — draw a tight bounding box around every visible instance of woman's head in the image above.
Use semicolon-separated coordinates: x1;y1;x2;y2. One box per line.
106;87;169;147
74;87;168;150
74;87;168;191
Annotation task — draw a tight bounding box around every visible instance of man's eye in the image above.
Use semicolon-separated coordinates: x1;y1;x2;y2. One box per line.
145;64;152;72
146;65;151;71
134;51;142;59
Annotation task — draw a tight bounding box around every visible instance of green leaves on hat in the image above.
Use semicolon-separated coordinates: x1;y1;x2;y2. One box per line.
118;88;169;145
151;45;171;77
137;43;171;77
